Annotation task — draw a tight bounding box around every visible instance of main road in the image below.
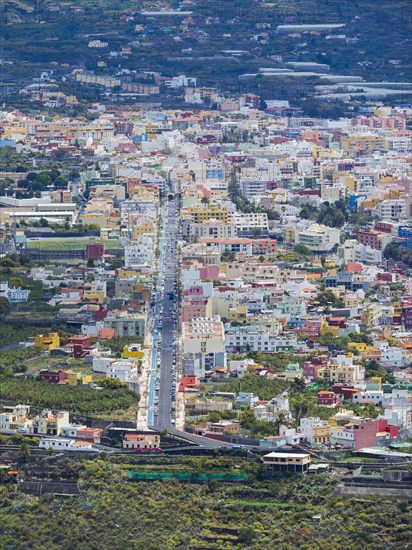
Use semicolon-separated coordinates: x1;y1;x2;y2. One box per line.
148;185;230;449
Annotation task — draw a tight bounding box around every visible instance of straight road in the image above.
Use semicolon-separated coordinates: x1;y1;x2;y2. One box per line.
149;187;230;449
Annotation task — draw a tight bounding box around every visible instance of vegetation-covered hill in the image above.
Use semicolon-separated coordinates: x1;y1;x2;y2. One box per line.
1;1;411;99
0;455;411;549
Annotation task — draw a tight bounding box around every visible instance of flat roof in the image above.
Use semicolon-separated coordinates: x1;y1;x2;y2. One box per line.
264;452;310;459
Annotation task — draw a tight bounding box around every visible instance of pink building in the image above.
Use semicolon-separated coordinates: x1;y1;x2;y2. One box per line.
352;116;406;130
199;264;219;281
182;298;210;322
333;418;398;449
303;359;326;380
295;318;322;339
183;286;204;296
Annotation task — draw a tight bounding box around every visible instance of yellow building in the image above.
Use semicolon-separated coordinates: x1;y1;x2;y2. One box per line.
312;425;332;445
123;345;144;360
312;146;341;159
319;322;339;337
347;342;369;353
318;364;362;385
228;305;248;324
146;122;157;140
183;205;229;223
83;289;105;304
324;258;337;269
81;212;110;228
34;332;60;351
341;135;388;153
334;174;359;194
270;188;288;204
117;268;142;279
133;222;155;240
284;227;295;245
67;372;92;386
34;411;69;436
361;303;382;326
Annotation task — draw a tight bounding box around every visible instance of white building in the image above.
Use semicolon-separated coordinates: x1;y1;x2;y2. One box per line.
254;393;291;421
231;212;269;237
299;417;331;446
229;358;256;377
39;438;97;452
352;391;384;405
376;199;407;222
295;223;340;253
182;317;226;369
92;355;115;373
225;326;298;353
0;282;30;302
88;40;108;48
106;361;138;383
340;240;383;264
165;75;196;88
124;235;154;267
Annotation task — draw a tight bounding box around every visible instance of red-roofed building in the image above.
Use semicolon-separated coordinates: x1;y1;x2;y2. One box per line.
39;370;68;384
345;262;363;273
98;328;116;339
122;432;160;450
333;384;360;401
178;376;199;392
85;243;105;260
317;391;340;406
66;336;91;358
329;317;347;329
77;427;102;444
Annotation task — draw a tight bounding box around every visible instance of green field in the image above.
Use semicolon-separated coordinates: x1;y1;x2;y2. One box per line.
27;238;122;251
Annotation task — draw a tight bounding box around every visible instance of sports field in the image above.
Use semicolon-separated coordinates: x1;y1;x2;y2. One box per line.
27;237;122;250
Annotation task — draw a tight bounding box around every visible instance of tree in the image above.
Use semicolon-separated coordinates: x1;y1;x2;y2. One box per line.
316;289;345;308
221;250;235;262
293;243;312;256
0;297;10;314
238;526;256;544
99;378;128;389
53;176;69;189
39;217;49;227
19;441;31;463
259;98;267;110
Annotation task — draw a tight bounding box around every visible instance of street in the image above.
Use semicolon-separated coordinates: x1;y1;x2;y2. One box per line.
147;185;229;449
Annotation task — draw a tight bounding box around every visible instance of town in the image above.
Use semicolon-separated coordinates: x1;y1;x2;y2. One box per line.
0;1;411;547
1;100;411;462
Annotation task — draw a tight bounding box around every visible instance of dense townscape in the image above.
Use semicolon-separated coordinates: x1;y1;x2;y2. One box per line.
0;1;411;549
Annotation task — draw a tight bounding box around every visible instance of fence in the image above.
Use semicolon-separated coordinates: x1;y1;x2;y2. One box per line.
128;471;247;481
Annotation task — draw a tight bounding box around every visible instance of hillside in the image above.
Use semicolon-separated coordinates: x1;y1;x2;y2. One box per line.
0;0;410;100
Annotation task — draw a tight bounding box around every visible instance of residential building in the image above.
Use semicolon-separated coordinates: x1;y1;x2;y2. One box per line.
262;452;311;477
317;391;340;406
122;432;160;450
182;317;226;369
295;223;340;253
34;332;60;351
300;417;332;446
103;312;146;338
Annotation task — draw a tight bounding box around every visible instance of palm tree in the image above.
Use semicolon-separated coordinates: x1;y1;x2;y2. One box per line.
19;441;31;463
